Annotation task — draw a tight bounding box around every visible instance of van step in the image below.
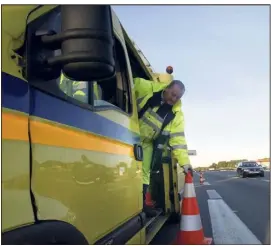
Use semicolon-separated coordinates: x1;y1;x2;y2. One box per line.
145;214;169;245
145;209;163;228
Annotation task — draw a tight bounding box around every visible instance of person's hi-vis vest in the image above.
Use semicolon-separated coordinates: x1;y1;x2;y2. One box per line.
72;81;102;101
134;77;190;167
93;82;102;100
137;94;173;161
59;72;102;103
137;94;175;142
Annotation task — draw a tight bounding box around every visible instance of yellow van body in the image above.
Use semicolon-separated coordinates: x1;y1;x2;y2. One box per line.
2;5;185;244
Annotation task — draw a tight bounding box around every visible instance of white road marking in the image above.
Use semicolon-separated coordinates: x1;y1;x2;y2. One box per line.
249;178;270;182
206;190;222;199
215;177;239;183
194;182;211;188
207;190;262;245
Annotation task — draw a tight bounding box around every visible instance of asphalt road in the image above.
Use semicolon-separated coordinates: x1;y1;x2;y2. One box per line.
151;170;270;245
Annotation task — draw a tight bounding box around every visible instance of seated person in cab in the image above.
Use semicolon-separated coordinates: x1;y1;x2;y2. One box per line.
134;77;193;217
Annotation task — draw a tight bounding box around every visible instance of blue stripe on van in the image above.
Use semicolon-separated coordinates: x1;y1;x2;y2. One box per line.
2;72;140;145
2;72;30;114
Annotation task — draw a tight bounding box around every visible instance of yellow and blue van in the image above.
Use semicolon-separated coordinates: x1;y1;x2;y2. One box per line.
2;5;185;244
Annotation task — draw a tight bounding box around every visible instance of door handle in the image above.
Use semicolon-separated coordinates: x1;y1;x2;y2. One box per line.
134;144;143;161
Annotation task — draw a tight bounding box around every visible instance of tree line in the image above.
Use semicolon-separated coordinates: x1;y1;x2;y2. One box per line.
194;159;248;171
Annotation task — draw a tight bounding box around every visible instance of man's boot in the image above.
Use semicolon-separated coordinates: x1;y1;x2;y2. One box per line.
143;185;157;218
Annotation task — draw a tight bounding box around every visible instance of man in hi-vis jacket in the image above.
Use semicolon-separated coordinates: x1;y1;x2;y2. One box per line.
134;78;193;217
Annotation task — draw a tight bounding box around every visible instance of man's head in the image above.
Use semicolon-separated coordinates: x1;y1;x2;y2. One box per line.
163;80;185;105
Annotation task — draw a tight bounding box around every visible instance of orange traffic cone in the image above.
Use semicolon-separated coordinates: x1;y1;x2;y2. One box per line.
173;172;212;245
200;172;204;185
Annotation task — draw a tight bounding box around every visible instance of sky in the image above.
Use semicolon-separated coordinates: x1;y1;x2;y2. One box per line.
113;5;270;167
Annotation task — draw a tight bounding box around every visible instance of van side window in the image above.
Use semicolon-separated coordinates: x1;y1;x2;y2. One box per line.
25;7;91;106
94;37;132;114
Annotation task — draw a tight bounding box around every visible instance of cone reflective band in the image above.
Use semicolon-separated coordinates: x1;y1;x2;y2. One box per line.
183;183;196;198
173;172;212;245
180;214;202;231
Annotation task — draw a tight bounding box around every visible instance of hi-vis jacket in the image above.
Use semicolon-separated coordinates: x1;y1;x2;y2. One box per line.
134;78;190;167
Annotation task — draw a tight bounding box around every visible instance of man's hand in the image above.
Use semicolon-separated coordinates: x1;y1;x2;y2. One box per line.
182;164;193;176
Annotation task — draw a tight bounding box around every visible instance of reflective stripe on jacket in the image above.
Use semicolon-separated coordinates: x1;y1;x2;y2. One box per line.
134;77;190;167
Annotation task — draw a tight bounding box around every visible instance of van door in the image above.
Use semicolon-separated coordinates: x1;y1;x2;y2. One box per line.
2;72;34;231
2;5;39;232
25;6;142;244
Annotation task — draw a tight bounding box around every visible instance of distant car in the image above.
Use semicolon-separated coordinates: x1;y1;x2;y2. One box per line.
236;161;264;178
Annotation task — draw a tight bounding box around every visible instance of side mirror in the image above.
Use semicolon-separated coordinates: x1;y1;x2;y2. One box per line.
28;5;115;82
